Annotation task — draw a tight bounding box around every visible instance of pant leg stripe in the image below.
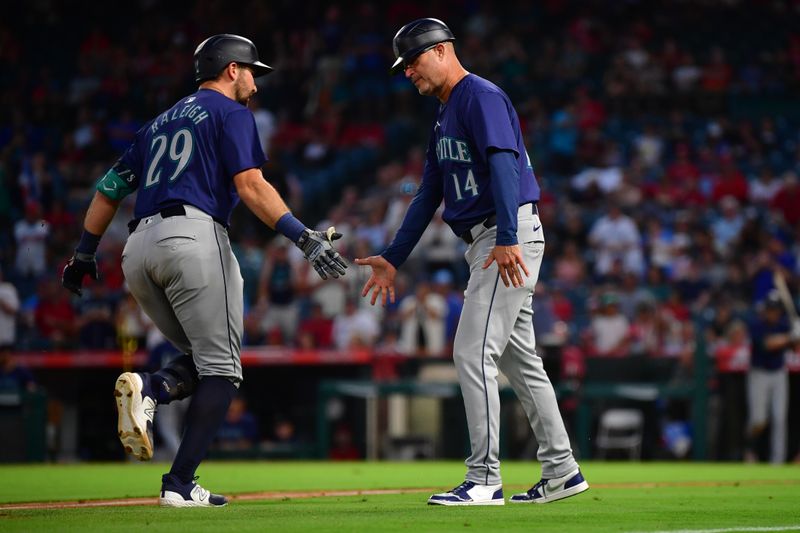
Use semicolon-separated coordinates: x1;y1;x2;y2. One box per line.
480;272;501;485
212;225;236;375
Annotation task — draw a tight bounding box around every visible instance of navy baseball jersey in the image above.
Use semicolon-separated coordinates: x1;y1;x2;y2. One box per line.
112;89;267;225
749;317;789;370
429;74;539;235
382;74;539;267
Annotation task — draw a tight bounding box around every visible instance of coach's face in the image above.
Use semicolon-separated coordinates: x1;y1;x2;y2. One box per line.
233;64;257;106
404;43;447;97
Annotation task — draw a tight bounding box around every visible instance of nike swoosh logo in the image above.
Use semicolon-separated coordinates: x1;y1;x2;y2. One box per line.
533;225;541;232
103;181;119;191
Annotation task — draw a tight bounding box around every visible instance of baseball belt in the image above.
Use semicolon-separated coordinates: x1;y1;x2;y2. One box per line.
128;205;226;234
460;202;538;244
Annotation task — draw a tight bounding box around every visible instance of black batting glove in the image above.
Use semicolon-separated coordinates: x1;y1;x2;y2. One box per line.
296;227;348;280
62;252;99;296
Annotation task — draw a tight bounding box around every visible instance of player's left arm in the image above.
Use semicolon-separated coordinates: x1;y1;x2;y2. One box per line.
482;149;529;288
234;168;347;280
466;92;529;287
62;160;134;296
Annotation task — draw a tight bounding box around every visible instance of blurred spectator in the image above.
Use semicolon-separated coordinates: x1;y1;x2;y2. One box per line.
430;268;463;350
587;203;644;278
0;344;36;392
297;302;334;349
332;298;379;349
262;415;299;453
252;241;302;345
413;209;460;276
585;293;630;357
0;267;19;352
632;122;664;171
33;277;76;349
76;283;118;349
214;395;259;452
710;195;745;259
13;201;50;279
329;422;360;460
712;319;750;461
748;167;782;206
553;239;588;289
710;156;749;205
250;95;277;156
770;170;800;227
397;280;446;357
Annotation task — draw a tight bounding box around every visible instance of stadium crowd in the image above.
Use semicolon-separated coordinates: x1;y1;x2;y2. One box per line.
2;0;800;461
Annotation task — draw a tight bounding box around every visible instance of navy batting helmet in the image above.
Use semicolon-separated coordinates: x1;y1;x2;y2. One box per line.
390;18;455;75
194;34;274;83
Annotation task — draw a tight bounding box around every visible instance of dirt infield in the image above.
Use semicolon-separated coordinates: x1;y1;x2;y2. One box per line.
1;479;798;511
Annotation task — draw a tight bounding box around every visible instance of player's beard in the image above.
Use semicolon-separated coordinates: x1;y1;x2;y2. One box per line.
234;78;256;106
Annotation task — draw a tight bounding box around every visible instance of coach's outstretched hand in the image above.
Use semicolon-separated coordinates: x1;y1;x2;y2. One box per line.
354;255;397;306
62;252;99;296
297;226;348;280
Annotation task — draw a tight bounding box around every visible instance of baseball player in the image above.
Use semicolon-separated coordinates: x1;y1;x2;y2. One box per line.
61;34;347;507
356;18;588;505
745;290;794;463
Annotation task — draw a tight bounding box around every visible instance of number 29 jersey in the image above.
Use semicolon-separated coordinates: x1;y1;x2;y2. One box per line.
120;88;267;225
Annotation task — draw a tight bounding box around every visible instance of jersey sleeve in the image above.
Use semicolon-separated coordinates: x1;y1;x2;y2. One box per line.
96;140;144;201
465;91;519;157
220;108;268;178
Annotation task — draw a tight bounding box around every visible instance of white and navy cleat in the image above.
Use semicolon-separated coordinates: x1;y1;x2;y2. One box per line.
159;474;228;507
114;372;156;461
428;481;504;506
510;468;589;503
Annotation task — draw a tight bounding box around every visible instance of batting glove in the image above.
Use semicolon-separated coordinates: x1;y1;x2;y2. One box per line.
296;227;348;280
62;252;99;296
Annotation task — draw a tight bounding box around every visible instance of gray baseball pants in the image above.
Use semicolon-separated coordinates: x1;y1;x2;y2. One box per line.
121;205;244;383
455;204;578;485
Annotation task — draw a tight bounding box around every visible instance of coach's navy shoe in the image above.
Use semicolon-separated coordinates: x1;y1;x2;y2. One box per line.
159;474;228;507
428;481;504;506
114;372;156;461
510;468;589;503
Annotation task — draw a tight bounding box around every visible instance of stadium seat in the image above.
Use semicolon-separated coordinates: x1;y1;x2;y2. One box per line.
595;408;644;460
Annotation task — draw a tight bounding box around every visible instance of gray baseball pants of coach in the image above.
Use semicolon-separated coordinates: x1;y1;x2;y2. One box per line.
121;205;244;383
455;204;578;486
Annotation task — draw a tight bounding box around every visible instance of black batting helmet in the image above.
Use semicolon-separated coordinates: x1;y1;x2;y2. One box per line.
194;34;274;83
390;18;455;75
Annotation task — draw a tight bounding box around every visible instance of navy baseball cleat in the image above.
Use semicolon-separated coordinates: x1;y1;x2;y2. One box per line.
510;469;589;503
159;474;228;507
428;481;504;506
114;372;156;461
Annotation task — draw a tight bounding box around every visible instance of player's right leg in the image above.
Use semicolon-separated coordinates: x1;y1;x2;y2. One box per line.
118;229;197;461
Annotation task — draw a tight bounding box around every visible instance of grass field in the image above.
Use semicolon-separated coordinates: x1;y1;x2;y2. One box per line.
0;461;798;532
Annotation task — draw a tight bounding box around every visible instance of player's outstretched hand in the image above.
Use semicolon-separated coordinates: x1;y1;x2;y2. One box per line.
62;252;99;296
296;226;348;280
354;255;397;306
483;244;529;288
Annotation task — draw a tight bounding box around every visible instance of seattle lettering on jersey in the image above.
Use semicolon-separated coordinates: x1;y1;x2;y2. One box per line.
436;136;472;163
150;102;209;134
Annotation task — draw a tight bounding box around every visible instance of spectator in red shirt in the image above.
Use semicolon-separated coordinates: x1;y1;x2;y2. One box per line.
712;319;750;460
770;170;800;227
34;277;76;349
665;143;700;183
711;155;749;204
297;302;334;349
